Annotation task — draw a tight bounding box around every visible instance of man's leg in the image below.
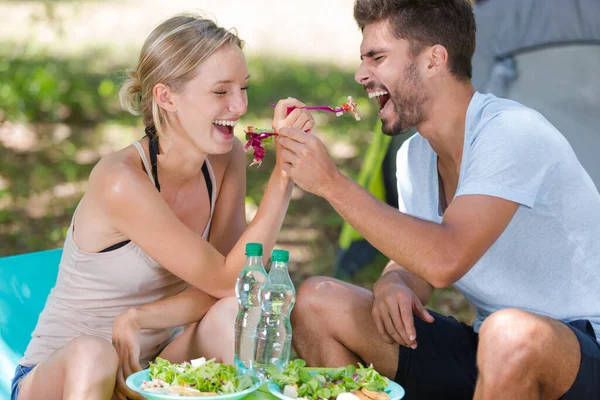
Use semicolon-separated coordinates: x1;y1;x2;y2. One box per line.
475;308;581;400
292;277;399;378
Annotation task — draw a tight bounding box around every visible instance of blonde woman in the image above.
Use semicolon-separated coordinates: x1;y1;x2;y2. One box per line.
11;14;314;400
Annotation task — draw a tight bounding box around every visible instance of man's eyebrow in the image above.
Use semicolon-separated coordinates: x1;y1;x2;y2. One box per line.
360;49;386;60
214;74;251;84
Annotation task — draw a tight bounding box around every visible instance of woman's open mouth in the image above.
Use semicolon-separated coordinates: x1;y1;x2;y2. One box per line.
212;119;237;138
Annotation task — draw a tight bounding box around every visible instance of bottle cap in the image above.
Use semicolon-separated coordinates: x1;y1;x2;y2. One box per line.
271;249;289;263
245;243;263;256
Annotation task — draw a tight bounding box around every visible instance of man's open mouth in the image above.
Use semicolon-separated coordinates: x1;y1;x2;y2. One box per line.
369;90;391;111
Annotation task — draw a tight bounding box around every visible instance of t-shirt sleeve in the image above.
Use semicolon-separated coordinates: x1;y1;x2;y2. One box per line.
456;110;558;208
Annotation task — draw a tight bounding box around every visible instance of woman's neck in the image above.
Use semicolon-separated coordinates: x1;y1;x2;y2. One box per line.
152;129;207;187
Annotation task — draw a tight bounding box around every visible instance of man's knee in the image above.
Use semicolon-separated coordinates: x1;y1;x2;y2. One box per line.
293;276;338;322
478;309;550;372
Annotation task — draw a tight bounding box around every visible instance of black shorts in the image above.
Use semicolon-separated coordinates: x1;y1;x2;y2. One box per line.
394;311;600;400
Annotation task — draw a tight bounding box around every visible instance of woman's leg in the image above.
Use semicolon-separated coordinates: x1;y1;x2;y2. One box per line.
158;296;238;364
18;335;119;400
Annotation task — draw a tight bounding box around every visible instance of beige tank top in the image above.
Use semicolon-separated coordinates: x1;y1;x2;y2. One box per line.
21;142;217;367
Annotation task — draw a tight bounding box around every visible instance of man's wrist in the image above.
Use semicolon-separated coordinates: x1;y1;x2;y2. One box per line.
374;270;407;293
321;169;345;200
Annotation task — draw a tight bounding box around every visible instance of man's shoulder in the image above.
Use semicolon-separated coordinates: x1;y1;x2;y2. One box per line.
472;92;550;133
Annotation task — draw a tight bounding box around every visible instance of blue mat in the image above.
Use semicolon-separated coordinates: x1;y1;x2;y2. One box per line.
0;249;62;399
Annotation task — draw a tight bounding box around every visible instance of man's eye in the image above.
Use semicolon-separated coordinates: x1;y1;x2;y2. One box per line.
374;56;384;62
214;91;227;95
241;87;249;91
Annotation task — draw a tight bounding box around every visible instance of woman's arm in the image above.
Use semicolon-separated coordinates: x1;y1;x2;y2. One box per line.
95;98;311;299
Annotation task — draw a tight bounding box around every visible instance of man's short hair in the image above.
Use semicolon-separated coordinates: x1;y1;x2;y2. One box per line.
354;0;476;80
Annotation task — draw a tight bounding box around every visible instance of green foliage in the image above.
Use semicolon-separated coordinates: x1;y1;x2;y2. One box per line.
0;47;136;124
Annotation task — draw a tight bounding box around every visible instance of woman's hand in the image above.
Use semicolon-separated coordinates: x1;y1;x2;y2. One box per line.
112;308;145;400
272;97;315;176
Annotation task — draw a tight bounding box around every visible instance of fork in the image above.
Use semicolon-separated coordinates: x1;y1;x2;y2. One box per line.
269;104;346;114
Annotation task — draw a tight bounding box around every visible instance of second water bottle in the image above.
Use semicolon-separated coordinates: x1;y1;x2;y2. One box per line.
253;249;296;378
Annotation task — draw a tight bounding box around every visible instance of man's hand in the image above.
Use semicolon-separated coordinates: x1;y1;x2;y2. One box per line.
372;272;434;348
271;98;315;177
112;308;145;400
276;127;339;197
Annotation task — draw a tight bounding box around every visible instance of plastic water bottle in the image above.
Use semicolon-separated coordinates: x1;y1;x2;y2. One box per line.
234;243;267;373
253;249;296;378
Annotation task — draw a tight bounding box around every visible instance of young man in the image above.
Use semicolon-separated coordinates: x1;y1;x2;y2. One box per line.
277;1;600;399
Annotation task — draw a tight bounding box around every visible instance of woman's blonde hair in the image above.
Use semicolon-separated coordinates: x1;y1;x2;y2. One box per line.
119;14;243;139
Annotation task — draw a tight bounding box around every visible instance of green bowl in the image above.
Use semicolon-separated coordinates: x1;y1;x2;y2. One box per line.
126;369;262;400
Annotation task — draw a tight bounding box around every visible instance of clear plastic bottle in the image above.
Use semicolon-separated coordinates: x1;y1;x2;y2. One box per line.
253;249;296;378
234;243;267;373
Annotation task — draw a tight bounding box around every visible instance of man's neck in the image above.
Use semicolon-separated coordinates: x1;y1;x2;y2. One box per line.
417;81;475;170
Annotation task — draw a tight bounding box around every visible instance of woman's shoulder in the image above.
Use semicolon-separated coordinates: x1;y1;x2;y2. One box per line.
87;144;155;205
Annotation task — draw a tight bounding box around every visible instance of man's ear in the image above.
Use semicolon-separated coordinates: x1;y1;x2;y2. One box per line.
153;83;177;112
424;44;449;77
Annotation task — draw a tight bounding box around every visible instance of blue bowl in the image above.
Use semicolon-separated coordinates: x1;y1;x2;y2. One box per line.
126;369;262;400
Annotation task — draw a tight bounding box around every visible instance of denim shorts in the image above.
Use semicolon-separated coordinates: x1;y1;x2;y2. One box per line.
394;311;600;400
10;364;36;400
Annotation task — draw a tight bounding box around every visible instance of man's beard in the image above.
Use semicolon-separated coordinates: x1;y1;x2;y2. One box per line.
381;61;427;137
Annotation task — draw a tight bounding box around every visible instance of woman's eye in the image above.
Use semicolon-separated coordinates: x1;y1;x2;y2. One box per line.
215;91;227;95
242;86;249;91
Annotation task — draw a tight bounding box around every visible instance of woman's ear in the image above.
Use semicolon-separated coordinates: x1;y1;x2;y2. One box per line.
153;83;177;112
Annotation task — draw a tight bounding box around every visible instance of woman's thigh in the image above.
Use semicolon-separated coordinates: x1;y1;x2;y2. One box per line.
18;335;118;400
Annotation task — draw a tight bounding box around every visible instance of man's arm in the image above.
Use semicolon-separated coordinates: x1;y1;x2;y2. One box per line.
277;126;520;288
324;173;519;287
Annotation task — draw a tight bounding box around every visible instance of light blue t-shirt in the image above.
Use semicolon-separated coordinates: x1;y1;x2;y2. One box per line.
396;91;600;339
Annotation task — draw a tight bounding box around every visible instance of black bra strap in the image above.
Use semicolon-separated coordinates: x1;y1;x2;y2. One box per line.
100;240;131;252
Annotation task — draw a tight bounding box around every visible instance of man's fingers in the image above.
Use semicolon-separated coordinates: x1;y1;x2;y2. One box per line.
381;312;404;344
414;298;435;323
278;127;309;144
387;300;412;346
399;302;418;348
280;148;299;165
372;308;395;344
278;136;306;156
